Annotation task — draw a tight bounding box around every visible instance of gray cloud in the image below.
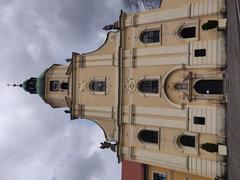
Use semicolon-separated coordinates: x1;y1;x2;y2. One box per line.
0;0;123;179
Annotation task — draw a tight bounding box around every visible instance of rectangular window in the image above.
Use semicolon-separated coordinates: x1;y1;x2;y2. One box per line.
50;81;59;91
141;30;160;43
153;172;166;180
138;79;159;94
194;116;205;125
194;49;206;57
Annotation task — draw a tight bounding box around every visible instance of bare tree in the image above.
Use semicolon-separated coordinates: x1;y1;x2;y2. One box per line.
123;0;161;11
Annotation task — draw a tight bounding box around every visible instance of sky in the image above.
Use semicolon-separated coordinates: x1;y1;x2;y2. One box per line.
0;0;125;180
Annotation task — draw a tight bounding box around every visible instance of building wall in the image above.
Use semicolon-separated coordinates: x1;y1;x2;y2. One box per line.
44;0;227;179
119;0;227;179
69;32;120;141
44;64;70;108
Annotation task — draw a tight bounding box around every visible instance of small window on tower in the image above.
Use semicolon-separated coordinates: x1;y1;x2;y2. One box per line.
50;81;59;91
61;82;69;90
140;30;160;43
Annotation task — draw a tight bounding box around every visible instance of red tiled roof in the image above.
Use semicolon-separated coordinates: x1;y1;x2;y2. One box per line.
121;160;145;180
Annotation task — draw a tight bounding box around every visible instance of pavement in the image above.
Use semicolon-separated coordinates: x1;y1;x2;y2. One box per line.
226;0;240;179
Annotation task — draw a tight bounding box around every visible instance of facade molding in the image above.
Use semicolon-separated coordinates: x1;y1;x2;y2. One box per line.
161;65;184;109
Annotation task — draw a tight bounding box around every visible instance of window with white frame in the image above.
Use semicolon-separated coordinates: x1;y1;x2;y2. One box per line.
153;172;167;180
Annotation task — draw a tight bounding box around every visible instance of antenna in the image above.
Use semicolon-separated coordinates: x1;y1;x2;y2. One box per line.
7;83;23;87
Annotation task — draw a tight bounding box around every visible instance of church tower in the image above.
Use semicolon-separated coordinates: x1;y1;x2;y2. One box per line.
18;0;227;179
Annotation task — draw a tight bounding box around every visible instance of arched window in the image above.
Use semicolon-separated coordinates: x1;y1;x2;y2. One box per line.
89;80;106;92
140;30;160;43
138;79;159;94
194;80;223;94
61;82;69;90
138;130;158;144
180;26;196;39
179;135;195;147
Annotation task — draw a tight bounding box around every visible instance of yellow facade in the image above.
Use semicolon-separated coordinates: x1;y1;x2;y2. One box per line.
21;0;227;179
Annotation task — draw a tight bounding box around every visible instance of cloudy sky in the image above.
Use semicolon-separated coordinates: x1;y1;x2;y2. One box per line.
0;0;125;180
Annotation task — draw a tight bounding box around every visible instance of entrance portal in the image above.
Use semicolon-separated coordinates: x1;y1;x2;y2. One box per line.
194;80;223;94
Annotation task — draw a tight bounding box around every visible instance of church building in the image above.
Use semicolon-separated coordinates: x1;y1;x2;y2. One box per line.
19;0;228;179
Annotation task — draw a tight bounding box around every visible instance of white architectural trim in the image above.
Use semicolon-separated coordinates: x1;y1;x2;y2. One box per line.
134;149;188;170
132;56;188;67
134;116;187;129
124;45;189;58
187;105;226;136
188;157;225;178
84;106;113;112
85;54;114;61
189;38;226;67
135;106;188;118
190;0;225;18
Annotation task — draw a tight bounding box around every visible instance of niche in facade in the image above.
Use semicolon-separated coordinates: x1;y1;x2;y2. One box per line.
174;82;188;90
